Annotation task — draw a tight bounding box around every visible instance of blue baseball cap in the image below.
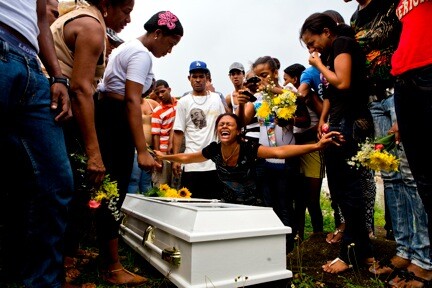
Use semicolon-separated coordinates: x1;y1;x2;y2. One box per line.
189;60;209;73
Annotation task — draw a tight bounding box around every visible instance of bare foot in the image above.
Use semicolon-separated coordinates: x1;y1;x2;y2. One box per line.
102;262;147;286
322;258;352;274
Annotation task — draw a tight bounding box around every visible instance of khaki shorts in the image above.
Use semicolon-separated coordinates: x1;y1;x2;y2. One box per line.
299;141;325;179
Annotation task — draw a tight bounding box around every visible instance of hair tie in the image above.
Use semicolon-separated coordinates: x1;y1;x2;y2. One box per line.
157;11;178;30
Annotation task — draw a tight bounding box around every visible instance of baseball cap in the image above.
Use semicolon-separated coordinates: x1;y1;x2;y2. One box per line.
229;62;245;73
189;61;209;73
106;28;124;47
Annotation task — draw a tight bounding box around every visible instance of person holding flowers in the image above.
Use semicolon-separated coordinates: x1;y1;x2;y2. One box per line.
236;56;310;252
155;113;342;206
300;12;375;273
345;1;432;285
93;10;183;285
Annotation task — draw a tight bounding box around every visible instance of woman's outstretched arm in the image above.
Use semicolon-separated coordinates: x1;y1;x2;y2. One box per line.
258;131;343;159
155;150;207;164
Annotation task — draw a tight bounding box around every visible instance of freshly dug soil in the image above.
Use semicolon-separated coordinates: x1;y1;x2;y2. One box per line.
286;226;397;287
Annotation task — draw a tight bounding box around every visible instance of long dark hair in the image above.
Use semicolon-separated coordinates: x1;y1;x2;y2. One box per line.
299;12;354;40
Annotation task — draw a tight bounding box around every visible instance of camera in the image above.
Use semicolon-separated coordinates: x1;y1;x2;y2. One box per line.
240;90;257;102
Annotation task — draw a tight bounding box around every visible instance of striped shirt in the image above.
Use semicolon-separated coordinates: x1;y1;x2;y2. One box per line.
151;98;177;152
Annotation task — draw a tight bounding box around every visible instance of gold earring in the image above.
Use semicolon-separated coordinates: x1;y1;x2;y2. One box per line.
154;36;158;40
103;11;108;17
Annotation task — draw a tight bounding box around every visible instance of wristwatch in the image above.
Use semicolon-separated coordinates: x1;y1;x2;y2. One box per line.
49;76;70;89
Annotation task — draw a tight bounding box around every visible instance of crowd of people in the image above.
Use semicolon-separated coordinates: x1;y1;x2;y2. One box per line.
0;0;431;287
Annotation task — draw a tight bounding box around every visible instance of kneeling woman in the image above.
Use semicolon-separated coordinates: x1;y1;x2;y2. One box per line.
155;113;342;205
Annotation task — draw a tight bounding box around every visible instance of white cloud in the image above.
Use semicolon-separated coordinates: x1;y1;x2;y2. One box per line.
119;0;359;96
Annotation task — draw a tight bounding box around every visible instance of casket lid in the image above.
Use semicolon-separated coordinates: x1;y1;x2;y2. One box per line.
121;194;290;242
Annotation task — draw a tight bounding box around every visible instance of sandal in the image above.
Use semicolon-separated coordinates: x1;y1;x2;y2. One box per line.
102;267;147;287
369;255;410;276
326;228;344;244
322;257;353;274
390;268;432;288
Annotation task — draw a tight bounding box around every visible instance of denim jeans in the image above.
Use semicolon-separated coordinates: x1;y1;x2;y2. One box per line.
0;40;73;287
369;96;432;269
127;151;152;193
394;64;432;264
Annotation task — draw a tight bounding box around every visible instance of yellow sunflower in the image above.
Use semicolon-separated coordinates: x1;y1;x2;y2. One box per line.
178;187;192;198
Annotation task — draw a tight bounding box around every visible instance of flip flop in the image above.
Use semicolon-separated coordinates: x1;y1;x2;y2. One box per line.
326;228;343;244
322;257;353;274
389;268;432;288
369;255;410;276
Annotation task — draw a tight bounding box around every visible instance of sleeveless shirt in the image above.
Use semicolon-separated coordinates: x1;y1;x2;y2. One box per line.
50;5;106;86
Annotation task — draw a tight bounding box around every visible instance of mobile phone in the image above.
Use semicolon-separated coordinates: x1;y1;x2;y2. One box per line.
240;90;257;102
245;76;260;85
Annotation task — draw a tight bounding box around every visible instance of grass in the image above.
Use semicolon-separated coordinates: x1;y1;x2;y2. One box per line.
305;192;385;238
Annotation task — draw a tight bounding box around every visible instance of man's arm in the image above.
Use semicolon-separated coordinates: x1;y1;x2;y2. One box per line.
172;130;185;177
236;92;256;127
36;0;71;121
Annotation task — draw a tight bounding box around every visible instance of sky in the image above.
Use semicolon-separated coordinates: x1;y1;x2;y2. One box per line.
118;0;359;97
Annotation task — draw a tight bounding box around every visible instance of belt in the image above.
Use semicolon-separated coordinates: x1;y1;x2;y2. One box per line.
0;23;37;57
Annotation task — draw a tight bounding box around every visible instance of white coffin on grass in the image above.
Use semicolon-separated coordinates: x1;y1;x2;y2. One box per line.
120;194;292;288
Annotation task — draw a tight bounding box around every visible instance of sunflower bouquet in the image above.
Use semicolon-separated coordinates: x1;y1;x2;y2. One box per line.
347;134;400;172
256;82;298;121
145;184;192;198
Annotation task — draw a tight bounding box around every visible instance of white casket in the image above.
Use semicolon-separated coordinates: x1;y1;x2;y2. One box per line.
120;194;292;288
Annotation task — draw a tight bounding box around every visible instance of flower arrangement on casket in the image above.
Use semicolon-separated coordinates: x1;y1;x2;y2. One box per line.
256;81;298;121
70;152;121;220
347;134;400;172
145;184;192;198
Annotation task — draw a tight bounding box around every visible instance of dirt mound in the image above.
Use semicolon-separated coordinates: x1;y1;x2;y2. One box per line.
287;227;397;287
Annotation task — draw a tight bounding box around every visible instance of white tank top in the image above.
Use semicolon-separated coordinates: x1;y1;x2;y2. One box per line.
230;92;239;113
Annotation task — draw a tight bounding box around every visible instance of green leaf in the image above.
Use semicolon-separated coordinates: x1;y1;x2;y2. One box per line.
374;134;396;151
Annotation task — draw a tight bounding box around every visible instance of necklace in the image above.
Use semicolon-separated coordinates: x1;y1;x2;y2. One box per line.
191;91;209;105
222;144;239;165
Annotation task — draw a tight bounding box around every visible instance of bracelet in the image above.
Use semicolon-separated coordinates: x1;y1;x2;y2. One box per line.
49;76;70;89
